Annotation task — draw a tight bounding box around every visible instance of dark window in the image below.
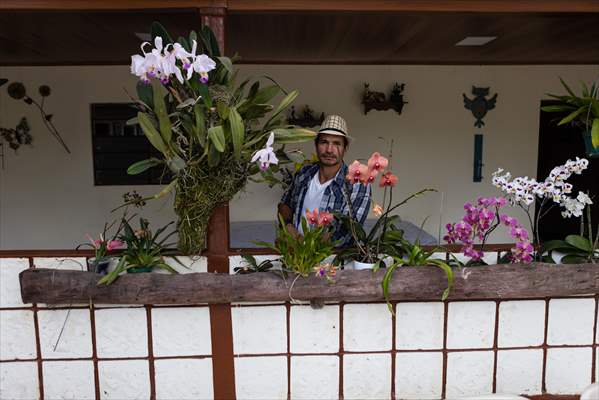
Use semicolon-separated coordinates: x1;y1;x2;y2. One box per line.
537;100;598;241
91;103;168;185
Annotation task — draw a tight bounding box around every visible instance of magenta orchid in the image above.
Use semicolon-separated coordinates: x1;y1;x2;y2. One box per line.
445;196;533;264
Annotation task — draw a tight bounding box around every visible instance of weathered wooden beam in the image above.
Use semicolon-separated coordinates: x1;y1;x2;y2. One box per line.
20;264;599;305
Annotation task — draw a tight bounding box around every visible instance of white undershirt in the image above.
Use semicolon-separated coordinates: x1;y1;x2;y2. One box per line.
298;171;334;234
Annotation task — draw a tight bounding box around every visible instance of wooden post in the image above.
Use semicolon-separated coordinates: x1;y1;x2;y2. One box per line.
201;6;235;397
200;7;226;54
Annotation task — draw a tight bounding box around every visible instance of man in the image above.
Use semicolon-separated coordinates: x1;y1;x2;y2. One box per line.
278;115;371;246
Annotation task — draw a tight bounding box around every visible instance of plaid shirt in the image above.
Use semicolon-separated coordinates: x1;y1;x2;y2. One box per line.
281;163;371;247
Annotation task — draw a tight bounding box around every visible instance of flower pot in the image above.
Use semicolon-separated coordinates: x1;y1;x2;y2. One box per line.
87;258;111;275
126;266;153;273
353;260;377;270
581;130;599;158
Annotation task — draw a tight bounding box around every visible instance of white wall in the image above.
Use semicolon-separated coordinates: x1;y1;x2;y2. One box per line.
2;255;597;399
1;65;597;249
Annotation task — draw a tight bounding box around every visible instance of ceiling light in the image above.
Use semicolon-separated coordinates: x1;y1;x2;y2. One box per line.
134;32;152;42
455;36;497;46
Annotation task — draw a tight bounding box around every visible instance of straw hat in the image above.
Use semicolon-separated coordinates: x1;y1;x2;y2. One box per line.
318;115;352;142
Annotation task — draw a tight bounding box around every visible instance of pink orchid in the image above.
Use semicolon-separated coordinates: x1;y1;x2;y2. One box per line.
305;209;319;225
346;161;368;184
107;240;125;251
317;211;334;226
367;152;388;173
379;171;398;188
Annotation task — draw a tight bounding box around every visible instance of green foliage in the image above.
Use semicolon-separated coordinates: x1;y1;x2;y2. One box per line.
541;204;598;264
333;188;436;266
541;77;599;149
129;23;316;253
255;215;336;276
131;23;316;194
234;255;275;274
382;238;454;313
98;218;180;285
542;235;598;264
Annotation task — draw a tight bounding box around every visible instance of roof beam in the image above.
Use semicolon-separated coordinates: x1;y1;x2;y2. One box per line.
2;0;599;12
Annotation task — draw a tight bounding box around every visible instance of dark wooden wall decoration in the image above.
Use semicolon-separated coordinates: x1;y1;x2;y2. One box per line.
287;105;325;128
362;83;408;115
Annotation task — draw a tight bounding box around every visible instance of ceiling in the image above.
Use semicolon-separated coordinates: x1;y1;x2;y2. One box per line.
1;9;598;65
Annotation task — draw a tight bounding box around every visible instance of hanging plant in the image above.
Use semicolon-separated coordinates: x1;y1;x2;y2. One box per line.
123;22;316;253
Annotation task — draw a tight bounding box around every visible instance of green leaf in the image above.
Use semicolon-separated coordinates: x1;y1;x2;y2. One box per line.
541;105;576;113
127;158;161;175
151;21;174;45
252;85;280;104
541;239;572;253
153;85;172;149
263;90;299;130
241;254;258;268
581;81;590;98
272;128;317;144
382;262;402;314
98;257;127;285
137;112;168;155
428;259;453;301
217;56;233;76
229;107;244;160
565;235;592;252
286;151;305;164
561;254;588;264
558;107;587;125
559;77;577;98
208;126;226;152
592;118;599;149
136;81;153;107
193;104;206;146
247;81;260;100
154;262;178;274
198;83;212;108
189;30;198;47
216;102;230;120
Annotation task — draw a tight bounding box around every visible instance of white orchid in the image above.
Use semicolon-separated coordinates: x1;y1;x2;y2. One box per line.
172;42;194;70
161;51;185;84
190;54;216;83
492;157;590;218
251;132;278;171
130;36;216;84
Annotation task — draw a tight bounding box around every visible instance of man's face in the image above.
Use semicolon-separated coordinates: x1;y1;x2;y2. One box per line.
316;133;347;167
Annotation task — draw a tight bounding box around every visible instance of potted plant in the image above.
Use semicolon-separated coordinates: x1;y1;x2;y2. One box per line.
77;219;126;275
542;203;598;264
256;211;338;279
333;150;435;269
541;77;599;158
98;218;179;285
124;22;316;253
382;238;454;312
491;157;592;260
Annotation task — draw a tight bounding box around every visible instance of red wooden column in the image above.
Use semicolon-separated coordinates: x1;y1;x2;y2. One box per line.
202;7;236;399
201;7;227;51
